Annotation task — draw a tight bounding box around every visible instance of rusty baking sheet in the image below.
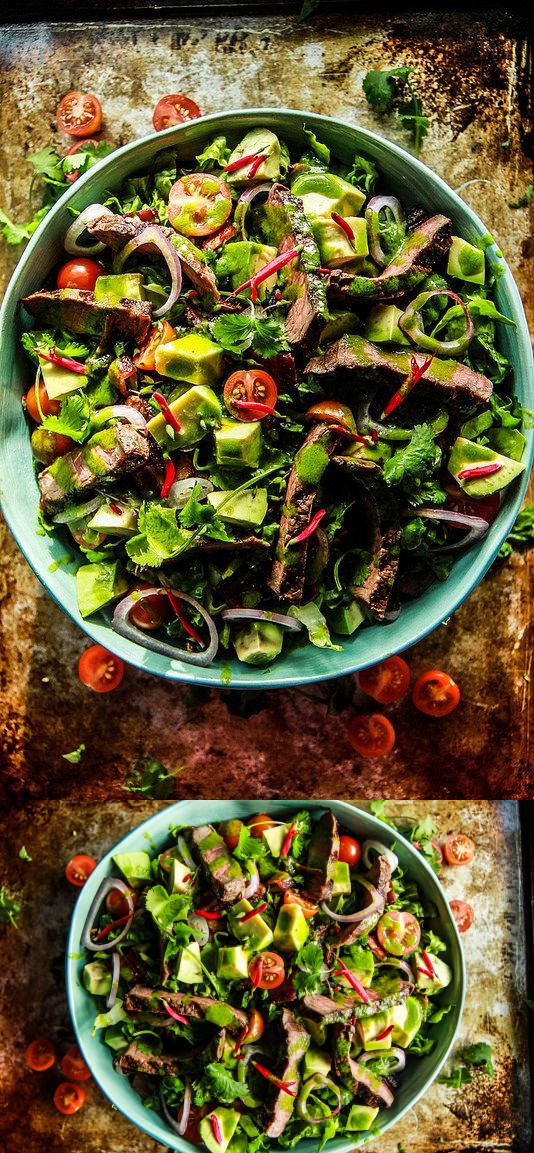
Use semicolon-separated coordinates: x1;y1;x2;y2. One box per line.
0;799;531;1153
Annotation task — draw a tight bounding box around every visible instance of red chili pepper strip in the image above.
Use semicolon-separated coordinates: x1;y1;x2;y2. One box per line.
182;873;191;882
108;502;123;516
152;391;183;435
194;909;224;919
38;347;86;374
421;950;435;978
331;425;370;445
161;458;176;500
163;1002;190;1026
223;150;263;173
232;246;299;300
281;822;297;857
252;1062;297;1096
230;399;277;419
248;153;267;178
333;960;371;1003
316;267;333;275
250;957;263;988
287;508;326;548
239;901;268;923
457;462;502;480
211;1114;223;1145
370;428;379;445
234;1025;248;1054
331;212;355;241
382;354;434;418
167;590;204;647
417;964;434;979
374;1024;394;1042
93;913;132;941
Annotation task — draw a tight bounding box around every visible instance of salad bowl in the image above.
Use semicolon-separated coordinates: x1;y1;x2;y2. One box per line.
66;799;466;1152
0;108;532;688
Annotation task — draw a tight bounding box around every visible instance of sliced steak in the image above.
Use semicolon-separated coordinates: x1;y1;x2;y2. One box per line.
302;808;340;902
333;1023;394;1107
350;978;413;1018
330;458;401;621
264;1009;310;1139
22;288;152;345
37;425;151;516
328;214;452;304
300;993;355;1024
265;184;328;349
116;1043;182;1076
190;824;247;904
124;985;248;1033
333;854;393;950
87;212;220;304
305;335;493;408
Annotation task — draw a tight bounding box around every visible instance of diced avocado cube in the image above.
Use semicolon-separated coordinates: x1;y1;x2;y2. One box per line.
448;436;525;496
207;488;268;528
146;384;222;451
112;850;152;887
225;1135;248;1153
262;822;290;858
199;1107;240;1153
303;1046;332;1079
232;621;284;667
226;128;282;184
318;310;359;345
359;1010;393;1050
83;960;111;996
217;945;250;982
154;333;224;387
292;171;366;215
40;358;88;399
485;426;526;462
447;236;485;284
76;561;128;619
204;1002;248;1031
391;995;423;1047
214;420;263;469
328;599;365;637
229;898;274;950
364;303;411;345
311;214;368;268
273;903;309;953
346;1104;379;1132
414;952;452;994
87;501;139;538
303;1018;328;1046
94;272;146;304
331;859;351;895
177;941;203;984
168;858;194;894
216;241;278;299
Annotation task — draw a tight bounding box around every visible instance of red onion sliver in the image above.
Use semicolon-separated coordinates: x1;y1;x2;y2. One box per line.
163;1001;190;1026
399;289;474;357
376;956;416;983
107;950;120;1009
177;835;196;872
113;224;182;318
221;607;304;633
81;877;134;952
236;182;272;238
358;1046;406;1074
52;495;103;524
297;1074;342;1124
243;866;261;900
187;912;210;947
365;195;406;267
414;507;490;552
103;404;147;428
112;587;219;667
321;878;384;923
167;477;214;508
160;1082;191;1137
64;204;114;256
361;840;399;873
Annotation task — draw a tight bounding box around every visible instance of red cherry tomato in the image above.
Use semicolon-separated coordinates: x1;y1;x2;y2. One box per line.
61;1045;92;1082
412;670;460;717
57;258;105;291
358;655;411;705
443;833;475;867
24;380;61;422
64;138;99;183
105;886;138;918
223;369;278;420
376;910;421;956
158;848;181;874
305;400;356;432
248;952;285;989
445;477;500;525
168;173;233;238
25;1037;56;1071
283;890;319;919
152;94;201;132
134;320;177;371
78;645;125;693
347;713;396;758
128;587;172;632
53;1082;86;1115
338;835;362;869
57;92;102;137
65;855;97;888
449;899;475;932
247;814;279;839
218;819;243;852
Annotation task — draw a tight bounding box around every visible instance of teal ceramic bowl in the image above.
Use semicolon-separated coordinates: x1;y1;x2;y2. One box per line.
66;799;466;1152
1;109;532;688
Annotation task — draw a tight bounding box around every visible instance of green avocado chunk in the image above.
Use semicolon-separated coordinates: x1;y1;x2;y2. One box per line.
83;960;112;995
214;420;263;469
273;903;310;952
154;333;224;387
207;488;268;528
228;897;274;950
217;945;250;982
446;235;485;284
346;1104;379;1131
390;995;423;1047
448;436;525;496
76;561;128;619
112;850;153;887
146;384;222;450
232;620;284;666
226;128;282;184
94;273;146;304
328;600;366;637
199;1107;240;1153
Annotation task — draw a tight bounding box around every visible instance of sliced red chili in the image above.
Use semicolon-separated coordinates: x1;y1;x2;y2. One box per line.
161;458;176;499
230;399;277;419
232;246;299;301
239;901;268;923
152;391;182;434
287;508;326;547
374;1024;394;1042
331;212;355;240
333;958;371;1002
457;462;502;480
38;347;86;374
252;1062;297;1096
281;823;297;857
93;913;132;941
247;153;266;178
224;151;262;173
421;950;435;977
167;590;204;646
194;909;224;919
383;355;434;417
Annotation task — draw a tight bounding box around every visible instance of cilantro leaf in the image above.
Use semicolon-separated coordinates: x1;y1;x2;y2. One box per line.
0;886;22;928
233;826;269;861
251;314;290;358
212;312;254;354
0;205;49;245
383;423;442;506
462;1042;494;1075
126;503;192;567
438;1065;473;1088
42;394;92;443
368;800;399;829
124;757;179;799
205;1062;250;1104
62;743;86;764
293;941;325;995
18;846;32;862
145;886;191;934
363;66;413;114
28;145;64;182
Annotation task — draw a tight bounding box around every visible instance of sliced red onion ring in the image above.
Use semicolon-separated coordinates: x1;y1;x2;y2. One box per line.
236;182;272;238
177;835;196;871
321;878;384;923
358;1047;406;1074
243;865;261;900
413;507;490;552
112;587;219;667
297;1074;342;1124
64;204;114;255
399;289;474;357
99;404;147;429
376;956;415;983
81;877;134;952
221;608;304;633
365;195;405;267
113;224;182;318
361;839;399;873
52;495;103;524
167;477;214;508
160;1081;191;1137
107;950;120;1009
187;912;210;947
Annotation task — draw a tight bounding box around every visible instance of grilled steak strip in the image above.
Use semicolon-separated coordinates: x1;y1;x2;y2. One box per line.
302;808;340;902
305;335;493;408
87;212;220;303
327;214;452;304
333;1023;394;1107
190;824;247;905
264;185;329;349
300;993;357;1024
330;459;401;621
37;424;151;516
22;288;152;345
264;1009;310;1139
116;1043;182;1076
124;985;248;1033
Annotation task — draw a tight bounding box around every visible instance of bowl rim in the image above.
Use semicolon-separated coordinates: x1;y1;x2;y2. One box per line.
1;106;532;688
66;798;467;1153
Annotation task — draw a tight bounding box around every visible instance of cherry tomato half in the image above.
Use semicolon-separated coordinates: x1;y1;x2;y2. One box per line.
128;587;172;633
241;1009;265;1044
218;819;243;853
152;94;201;132
53;1081;86;1115
346;713;396;758
25;1037;56;1071
105;886;138;918
283;890;319;919
445;477;500;526
223;369;278;420
25;380;61;423
78;645;125;693
64;138;99;183
57;92;102;137
412;670;460;717
305;400;356;432
443;833;475;867
65;855;97;888
247;814;279;839
449;899;475;933
134;320;177;372
248;952;285;989
57;258;105;292
31;428;75;464
158;848;181;874
168;173;233;238
358;655;411;705
376;910;421;956
338;834;362;869
61;1045;92;1082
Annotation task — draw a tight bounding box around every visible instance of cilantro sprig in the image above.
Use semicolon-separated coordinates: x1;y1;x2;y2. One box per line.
211;310;289;359
0;886;22;928
363;66;430;158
